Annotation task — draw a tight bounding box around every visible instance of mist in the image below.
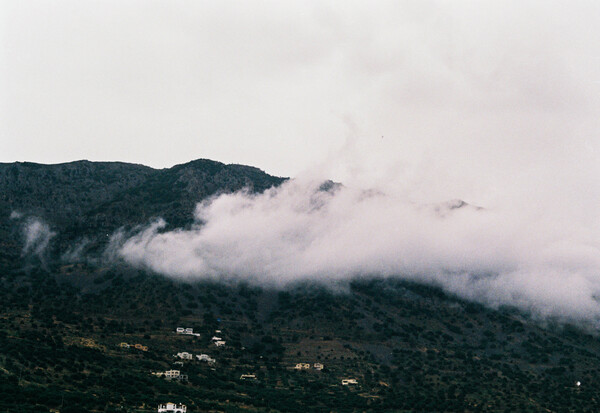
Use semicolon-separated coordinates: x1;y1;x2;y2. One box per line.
4;1;600;321
20;217;56;261
110;173;600;322
61;238;90;263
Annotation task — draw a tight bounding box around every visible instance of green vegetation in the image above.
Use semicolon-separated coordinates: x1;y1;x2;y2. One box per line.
1;159;599;411
1;267;600;412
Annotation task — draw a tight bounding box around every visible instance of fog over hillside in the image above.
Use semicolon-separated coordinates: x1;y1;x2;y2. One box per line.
4;1;600;323
5;3;600;411
112;169;600;323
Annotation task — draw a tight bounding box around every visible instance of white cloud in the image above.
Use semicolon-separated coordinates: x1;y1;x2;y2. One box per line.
22;217;56;259
4;1;600;321
113;176;600;321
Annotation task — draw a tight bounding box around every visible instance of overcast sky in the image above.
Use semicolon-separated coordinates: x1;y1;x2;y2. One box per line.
2;1;600;203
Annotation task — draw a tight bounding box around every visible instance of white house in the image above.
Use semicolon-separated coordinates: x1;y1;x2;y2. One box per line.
164;370;187;381
165;370;180;378
175;352;193;360
176;327;199;336
294;363;311;370
196;354;216;364
314;363;324;371
157;402;186;413
341;379;358;385
211;336;222;341
240;374;256;380
214;340;226;347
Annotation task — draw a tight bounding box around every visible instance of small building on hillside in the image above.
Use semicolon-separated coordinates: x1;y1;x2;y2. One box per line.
313;363;324;371
176;327;199;336
164;370;180;379
157;402;186;412
341;379;358;386
118;342;130;348
214;340;226;347
152;370;187;381
294;363;311;370
196;354;216;364
164;370;187;381
175;352;193;360
134;343;148;351
240;374;257;380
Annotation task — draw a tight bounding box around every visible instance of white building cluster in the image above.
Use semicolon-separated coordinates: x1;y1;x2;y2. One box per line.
152;370;188;382
174;351;217;364
176;327;200;337
196;354;216;364
294;362;324;371
211;336;226;347
158;402;186;412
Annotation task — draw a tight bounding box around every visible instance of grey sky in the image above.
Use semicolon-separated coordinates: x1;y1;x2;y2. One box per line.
2;1;600;204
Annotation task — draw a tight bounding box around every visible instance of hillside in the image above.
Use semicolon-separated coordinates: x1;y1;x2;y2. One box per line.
0;160;599;412
0;159;286;263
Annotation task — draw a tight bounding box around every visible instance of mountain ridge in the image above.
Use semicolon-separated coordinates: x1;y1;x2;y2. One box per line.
0;158;287;262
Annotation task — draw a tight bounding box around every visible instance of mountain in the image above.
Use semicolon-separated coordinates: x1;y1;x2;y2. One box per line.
0;159;286;262
1;159;599;412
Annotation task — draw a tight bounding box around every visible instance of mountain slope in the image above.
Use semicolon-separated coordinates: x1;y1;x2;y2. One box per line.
0;159;286;261
0;159;599;412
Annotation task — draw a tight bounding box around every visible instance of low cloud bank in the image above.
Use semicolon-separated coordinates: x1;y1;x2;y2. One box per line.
110;178;600;322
